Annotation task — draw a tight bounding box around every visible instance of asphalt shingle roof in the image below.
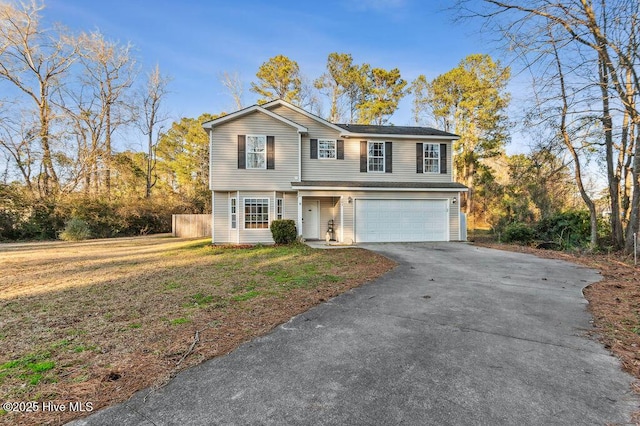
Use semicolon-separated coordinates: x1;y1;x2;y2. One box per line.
335;124;458;138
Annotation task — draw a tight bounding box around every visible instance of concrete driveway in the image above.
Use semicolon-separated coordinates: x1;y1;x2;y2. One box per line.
71;243;638;425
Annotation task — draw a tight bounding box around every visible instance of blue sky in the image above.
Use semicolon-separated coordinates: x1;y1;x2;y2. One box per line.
43;0;525;140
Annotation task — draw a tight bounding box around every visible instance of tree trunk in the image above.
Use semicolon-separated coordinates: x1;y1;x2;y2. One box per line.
625;132;640;253
599;54;623;248
39;96;59;196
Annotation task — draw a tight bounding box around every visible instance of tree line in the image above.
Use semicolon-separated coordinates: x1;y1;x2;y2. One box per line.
1;0;635;254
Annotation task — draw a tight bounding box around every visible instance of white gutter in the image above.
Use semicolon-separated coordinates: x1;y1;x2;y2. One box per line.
340;133;459;141
292;186;468;192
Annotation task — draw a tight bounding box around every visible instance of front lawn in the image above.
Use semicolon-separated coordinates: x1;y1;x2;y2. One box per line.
0;237;395;425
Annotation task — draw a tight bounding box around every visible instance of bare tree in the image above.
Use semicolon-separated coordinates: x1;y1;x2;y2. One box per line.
0;0;79;197
457;0;640;251
138;64;170;198
76;31;137;197
219;71;244;110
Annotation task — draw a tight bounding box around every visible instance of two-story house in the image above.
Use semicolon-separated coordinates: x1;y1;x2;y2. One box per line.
202;99;467;244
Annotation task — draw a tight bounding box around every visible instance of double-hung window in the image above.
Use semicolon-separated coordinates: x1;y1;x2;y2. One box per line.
368;141;385;172
276;198;283;220
423;143;440;173
246;135;266;169
318;139;336;159
230;198;237;229
244;198;269;229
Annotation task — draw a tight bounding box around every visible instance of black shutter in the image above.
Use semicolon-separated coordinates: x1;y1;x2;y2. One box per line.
310;139;318;159
360;141;367;172
440;143;447;174
385;142;392;173
416;143;423;173
337;140;344;160
267;136;275;169
238;135;246;169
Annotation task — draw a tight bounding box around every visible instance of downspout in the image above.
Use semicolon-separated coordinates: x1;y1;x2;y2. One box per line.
340;196;344;243
209;128;214;243
297;132;303;238
298;132;302;182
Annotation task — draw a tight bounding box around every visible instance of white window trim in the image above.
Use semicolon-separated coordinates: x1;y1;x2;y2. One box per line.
318;139;337;160
230;197;237;229
276;198;284;219
423;143;440;174
243;198;270;230
367;141;385;173
246;134;267;169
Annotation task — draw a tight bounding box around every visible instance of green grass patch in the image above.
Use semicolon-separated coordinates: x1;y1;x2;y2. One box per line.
163;280;182;290
188;293;213;306
1;353;56;387
169;317;191;325
231;290;262;302
128;323;142;329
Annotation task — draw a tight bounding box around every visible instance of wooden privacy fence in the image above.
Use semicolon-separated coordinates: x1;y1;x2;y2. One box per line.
172;214;212;238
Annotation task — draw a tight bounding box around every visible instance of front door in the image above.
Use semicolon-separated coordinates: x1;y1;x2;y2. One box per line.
302;200;319;239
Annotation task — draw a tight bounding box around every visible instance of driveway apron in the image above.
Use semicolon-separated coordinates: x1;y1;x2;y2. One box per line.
70;243;639;425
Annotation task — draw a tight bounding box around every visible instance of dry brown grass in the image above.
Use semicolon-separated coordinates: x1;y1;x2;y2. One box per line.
0;236;396;425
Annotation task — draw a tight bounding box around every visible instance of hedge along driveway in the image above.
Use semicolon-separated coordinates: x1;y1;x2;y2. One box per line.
0;236;396;426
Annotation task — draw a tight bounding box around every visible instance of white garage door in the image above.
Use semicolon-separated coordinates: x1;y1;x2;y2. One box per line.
355;199;449;242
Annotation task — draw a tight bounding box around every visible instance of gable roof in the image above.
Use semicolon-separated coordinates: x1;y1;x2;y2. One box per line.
262;99;346;133
203;98;458;140
335;124;458;138
202;104;308;133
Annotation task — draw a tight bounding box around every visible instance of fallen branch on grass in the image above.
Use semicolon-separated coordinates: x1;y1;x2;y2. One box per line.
176;330;200;367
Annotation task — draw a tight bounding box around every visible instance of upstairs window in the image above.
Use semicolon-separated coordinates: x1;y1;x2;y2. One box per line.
368;141;385;172
423;143;440;173
318;139;336;159
246;135;266;169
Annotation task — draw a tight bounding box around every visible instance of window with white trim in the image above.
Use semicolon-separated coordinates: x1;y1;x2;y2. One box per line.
423;143;440;173
246;135;266;169
244;198;269;229
276;198;283;219
230;198;237;229
318;139;336;159
368;141;385;172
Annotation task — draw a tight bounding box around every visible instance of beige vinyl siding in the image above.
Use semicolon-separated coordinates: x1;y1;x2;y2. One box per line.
210;111;299;191
297;190;461;243
283;192;298;222
302;138;453;183
268;104;454;184
213;191;236;244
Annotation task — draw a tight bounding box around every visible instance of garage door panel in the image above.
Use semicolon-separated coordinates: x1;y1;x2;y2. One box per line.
355;199;448;242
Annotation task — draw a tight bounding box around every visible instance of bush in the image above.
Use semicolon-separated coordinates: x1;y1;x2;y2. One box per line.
501;222;535;244
270;219;297;244
535;210;593;249
59;217;92;241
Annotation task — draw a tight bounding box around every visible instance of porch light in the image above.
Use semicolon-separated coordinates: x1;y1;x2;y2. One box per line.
452;197;457;204
348;197;353;204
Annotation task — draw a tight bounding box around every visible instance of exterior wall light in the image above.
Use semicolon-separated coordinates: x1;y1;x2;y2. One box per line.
348;197;353;204
452;197;457;204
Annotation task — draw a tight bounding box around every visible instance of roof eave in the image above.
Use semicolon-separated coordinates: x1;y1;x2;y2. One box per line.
202;105;308;133
340;133;459;140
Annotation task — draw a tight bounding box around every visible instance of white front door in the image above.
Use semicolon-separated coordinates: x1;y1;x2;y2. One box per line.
302;200;319;239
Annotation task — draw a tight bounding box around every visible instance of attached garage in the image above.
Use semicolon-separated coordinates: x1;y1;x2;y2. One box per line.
355;199;449;242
